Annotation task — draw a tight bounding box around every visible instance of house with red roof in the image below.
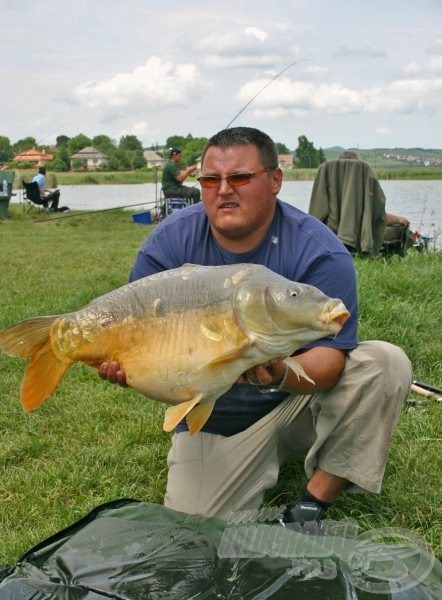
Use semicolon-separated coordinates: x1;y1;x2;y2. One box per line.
12;149;53;166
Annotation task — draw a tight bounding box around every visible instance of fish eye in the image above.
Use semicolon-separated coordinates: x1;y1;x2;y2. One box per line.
290;290;298;297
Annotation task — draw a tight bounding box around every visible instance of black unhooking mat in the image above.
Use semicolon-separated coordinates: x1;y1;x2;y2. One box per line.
0;499;440;599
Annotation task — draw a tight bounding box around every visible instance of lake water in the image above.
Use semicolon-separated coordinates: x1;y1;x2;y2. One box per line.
13;179;441;245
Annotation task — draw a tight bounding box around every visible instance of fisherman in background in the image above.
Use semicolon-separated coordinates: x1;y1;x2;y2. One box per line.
309;151;410;256
338;151;410;229
161;148;201;204
32;166;62;212
100;127;411;527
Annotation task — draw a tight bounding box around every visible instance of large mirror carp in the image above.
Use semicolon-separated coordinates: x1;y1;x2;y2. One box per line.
0;264;349;434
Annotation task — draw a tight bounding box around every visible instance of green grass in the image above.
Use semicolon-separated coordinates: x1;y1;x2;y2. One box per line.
0;205;441;565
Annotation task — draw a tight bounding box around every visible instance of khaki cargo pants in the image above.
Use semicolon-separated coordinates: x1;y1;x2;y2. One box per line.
164;341;412;520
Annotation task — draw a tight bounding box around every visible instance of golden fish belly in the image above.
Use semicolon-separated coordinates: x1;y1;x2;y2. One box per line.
124;308;252;405
56;304;251;406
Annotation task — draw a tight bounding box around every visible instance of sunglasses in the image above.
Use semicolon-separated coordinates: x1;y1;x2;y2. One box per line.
197;168;272;189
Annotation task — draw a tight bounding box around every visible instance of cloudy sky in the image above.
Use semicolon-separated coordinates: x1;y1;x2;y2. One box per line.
2;0;442;150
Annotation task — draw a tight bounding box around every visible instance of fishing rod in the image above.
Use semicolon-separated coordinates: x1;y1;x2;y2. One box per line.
36;123;69;147
34;201;157;223
186;58;309;192
35;59;307;222
412;380;442;395
225;58;309;128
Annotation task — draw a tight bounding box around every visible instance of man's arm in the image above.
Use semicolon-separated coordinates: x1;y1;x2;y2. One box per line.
98;347;346;393
240;347;346;394
175;165;197;183
386;213;410;227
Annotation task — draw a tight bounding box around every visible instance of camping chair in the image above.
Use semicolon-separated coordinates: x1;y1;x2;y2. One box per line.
380;224;414;258
22;180;48;213
308;159;387;256
164;196;193;215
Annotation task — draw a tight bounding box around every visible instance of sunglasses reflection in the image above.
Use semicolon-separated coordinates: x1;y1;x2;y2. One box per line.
198;168;271;189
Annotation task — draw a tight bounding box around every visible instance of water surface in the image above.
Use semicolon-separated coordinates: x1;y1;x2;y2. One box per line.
13;180;441;244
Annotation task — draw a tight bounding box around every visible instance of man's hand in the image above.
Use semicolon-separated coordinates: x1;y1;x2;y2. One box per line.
238;358;287;387
238;347;346;394
98;361;128;387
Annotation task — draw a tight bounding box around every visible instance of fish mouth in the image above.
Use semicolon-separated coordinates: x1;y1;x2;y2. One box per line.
320;301;350;331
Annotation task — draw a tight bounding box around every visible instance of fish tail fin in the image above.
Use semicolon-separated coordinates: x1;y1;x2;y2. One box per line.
21;346;71;410
163;393;216;435
0;316;72;410
0;316;56;359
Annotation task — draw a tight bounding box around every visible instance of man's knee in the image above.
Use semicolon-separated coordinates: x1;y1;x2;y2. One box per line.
349;341;412;408
356;341;411;379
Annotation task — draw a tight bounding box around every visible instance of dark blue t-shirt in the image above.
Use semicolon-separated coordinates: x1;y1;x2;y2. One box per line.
129;200;358;436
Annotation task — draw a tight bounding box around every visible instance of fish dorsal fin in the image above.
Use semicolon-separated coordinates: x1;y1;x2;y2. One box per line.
284;357;316;385
163;394;203;432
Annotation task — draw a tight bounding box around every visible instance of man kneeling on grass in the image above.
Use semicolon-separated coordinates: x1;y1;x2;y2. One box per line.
99;126;412;527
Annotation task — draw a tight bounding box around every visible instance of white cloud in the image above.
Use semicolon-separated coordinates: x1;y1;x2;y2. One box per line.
203;54;281;69
404;61;421;75
196;27;297;70
3;1;442;148
119;120;161;142
235;74;442;117
304;64;330;78
245;27;268;42
74;57;205;111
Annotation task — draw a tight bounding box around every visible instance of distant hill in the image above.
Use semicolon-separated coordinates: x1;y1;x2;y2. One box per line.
322;147;442;169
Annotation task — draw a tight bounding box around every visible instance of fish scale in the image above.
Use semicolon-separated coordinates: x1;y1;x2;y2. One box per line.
0;264;349;434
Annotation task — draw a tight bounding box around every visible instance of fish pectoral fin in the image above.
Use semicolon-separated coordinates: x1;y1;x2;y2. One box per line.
163;394;203;433
21;345;72;411
284;357;315;385
207;341;252;366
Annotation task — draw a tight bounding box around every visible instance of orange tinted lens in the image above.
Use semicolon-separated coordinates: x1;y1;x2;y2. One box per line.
198;176;221;188
226;174;253;187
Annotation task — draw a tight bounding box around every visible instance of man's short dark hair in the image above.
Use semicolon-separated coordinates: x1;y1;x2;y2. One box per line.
201;127;279;169
38;166;47;174
338;151;359;160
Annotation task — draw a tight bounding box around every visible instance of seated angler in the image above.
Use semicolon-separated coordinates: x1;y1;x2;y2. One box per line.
32;166;61;211
162;148;201;205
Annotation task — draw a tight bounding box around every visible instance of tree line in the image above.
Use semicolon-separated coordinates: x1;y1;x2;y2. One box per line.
0;132;325;171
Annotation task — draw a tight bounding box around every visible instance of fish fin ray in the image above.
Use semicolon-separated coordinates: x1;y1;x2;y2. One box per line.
186;397;217;436
284;357;315;385
21;345;72;411
0;316;57;359
163;395;203;432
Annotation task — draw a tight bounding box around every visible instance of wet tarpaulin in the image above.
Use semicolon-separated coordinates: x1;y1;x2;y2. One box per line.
0;500;440;599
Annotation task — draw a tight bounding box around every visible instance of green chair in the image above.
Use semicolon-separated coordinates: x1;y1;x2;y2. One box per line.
0;170;15;219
